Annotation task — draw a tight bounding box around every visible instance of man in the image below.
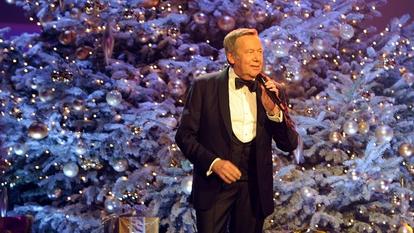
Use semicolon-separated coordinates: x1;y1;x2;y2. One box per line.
175;28;298;233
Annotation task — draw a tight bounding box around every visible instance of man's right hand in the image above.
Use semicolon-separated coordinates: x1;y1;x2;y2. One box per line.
212;160;242;184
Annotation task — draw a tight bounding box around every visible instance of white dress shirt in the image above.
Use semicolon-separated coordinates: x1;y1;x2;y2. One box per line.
206;67;283;176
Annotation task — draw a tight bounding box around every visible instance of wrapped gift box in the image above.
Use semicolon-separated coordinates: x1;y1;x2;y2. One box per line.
0;216;33;233
104;216;159;233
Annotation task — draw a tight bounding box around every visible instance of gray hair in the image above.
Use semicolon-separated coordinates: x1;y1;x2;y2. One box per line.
223;28;258;54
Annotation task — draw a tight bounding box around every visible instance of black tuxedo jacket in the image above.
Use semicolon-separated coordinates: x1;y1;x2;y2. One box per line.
175;67;298;217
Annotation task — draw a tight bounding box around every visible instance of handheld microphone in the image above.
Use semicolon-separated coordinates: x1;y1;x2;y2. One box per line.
256;73;286;112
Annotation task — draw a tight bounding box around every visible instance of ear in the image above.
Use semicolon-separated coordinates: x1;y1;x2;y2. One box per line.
226;52;235;65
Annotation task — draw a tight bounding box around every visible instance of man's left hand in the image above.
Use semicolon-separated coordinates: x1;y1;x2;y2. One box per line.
259;75;281;115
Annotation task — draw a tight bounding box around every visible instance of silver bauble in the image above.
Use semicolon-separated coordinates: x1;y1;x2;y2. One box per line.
63;162;79;178
28;122;49;140
181;176;193;195
312;38;326;52
112;159;128;172
106;90;122;107
339;24;355;40
217;15;235;31
104;196;121;213
193;12;208;24
167;79;186;97
14;143;28;156
398;143;413;157
343;120;358;135
375;125;393;143
75;142;87;155
273;39;289;57
402;72;414;86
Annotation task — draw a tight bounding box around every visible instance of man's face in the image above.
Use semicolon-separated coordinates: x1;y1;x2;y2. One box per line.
227;34;263;80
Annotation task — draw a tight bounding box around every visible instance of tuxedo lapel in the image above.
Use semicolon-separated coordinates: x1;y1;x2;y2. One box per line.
218;67;233;140
256;85;266;137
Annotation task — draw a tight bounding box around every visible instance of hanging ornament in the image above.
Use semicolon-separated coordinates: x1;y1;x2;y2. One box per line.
39;89;55;102
343;120;358;135
167;79;187;97
254;9;267;23
398;223;413;233
329;131;342;143
399;143;413;157
76;46;93;60
217;15;236;31
28;122;49;140
181;176;192;195
193;12;208;24
312;38;326;52
0;187;7;217
402;72;414;86
273;39;290;57
358;121;369;134
58;30;76;45
140;0;159;8
112;159;128;172
14;142;28;156
51;70;73;83
47;188;63;199
63;162;79;178
75;141;88;155
339;23;354;40
72;99;85;112
104;196;121;213
103;23;114;65
375;125;393;143
106;90;123;107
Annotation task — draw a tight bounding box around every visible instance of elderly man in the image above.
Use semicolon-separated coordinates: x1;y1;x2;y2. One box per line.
175;28;298;233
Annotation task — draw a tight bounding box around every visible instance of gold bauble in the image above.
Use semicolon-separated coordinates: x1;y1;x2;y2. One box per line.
399;143;413;157
58;30;76;45
398;223;413;233
76;46;93;60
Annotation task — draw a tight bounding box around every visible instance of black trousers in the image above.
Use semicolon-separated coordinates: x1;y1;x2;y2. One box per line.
195;181;264;233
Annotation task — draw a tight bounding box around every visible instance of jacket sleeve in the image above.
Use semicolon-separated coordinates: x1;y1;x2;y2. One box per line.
268;88;299;152
175;79;217;174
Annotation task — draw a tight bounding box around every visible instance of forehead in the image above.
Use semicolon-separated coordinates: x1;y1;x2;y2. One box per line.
234;35;262;50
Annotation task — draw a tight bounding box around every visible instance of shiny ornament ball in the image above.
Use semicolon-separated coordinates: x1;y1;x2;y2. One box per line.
75;142;87;155
167;79;187;97
329;131;342;143
63;162;79;178
112;159;128;172
218;15;236;31
343;120;358;135
273;39;289;57
181;176;193;195
398;223;413;233
106;90;123;107
254;9;267;23
193;12;208;24
141;0;159;8
402;72;414;86
28;122;49;140
14;143;28;156
59;30;76;45
339;24;355;40
104;197;121;213
39;89;55;102
312;38;326;52
398;143;413;157
76;46;93;60
375;125;393;143
47;188;63;199
72;99;85;111
358;121;369;134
